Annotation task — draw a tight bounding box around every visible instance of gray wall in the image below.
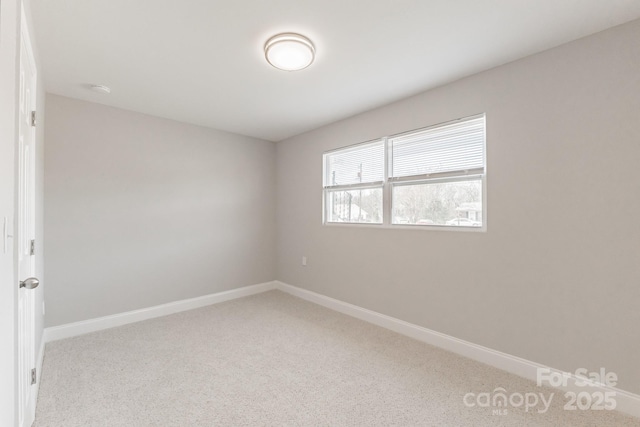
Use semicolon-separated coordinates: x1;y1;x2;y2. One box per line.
276;20;640;394
44;95;276;327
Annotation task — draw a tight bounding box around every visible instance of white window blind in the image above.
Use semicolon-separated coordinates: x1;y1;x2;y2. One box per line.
322;113;486;229
324;140;385;188
390;115;485;180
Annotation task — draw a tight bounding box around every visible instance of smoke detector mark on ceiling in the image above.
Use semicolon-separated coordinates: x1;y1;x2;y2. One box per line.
89;84;111;94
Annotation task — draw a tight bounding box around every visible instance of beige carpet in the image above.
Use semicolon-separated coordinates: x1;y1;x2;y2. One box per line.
35;290;637;426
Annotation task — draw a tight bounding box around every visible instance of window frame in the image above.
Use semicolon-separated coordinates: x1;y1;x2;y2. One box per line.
322;138;385;225
322;114;486;231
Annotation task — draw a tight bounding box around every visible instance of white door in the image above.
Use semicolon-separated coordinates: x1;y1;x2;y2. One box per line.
17;11;38;427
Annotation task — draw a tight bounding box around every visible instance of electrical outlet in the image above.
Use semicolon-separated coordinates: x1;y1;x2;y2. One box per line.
302;256;307;266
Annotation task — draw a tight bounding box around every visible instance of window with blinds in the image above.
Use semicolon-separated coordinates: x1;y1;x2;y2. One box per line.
390;115;485;180
325;140;385;187
323;140;384;224
390;114;485;227
322;114;486;228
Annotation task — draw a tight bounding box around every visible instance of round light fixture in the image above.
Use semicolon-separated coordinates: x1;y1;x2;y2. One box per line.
264;33;315;71
90;84;111;94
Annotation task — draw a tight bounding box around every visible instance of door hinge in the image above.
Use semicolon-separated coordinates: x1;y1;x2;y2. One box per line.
30;239;35;256
31;368;36;385
31;111;36;127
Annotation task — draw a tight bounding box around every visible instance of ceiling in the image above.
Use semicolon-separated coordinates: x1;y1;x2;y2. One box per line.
32;1;640;142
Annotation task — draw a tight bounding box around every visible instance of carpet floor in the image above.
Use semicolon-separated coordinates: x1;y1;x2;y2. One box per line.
34;290;637;426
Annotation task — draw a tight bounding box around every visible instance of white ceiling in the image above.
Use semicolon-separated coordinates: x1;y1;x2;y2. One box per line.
32;0;640;142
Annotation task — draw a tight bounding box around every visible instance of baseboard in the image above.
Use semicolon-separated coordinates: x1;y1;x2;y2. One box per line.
44;281;277;343
273;281;640;419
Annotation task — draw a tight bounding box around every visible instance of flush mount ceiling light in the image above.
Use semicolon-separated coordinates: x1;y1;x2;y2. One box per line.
264;33;315;71
90;84;111;94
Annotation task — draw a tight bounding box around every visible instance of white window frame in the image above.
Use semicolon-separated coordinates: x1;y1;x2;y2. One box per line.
323;114;486;231
322;139;385;225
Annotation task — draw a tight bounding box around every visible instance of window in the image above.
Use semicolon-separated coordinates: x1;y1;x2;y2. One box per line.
323;114;486;228
389;115;485;227
323;140;384;224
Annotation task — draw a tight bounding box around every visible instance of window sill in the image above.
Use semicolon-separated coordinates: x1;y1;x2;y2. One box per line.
322;222;487;232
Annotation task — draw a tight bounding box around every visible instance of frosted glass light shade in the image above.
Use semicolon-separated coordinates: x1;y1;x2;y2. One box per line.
264;33;315;71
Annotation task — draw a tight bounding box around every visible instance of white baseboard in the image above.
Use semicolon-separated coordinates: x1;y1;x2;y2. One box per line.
44;281;276;343
274;281;640;419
